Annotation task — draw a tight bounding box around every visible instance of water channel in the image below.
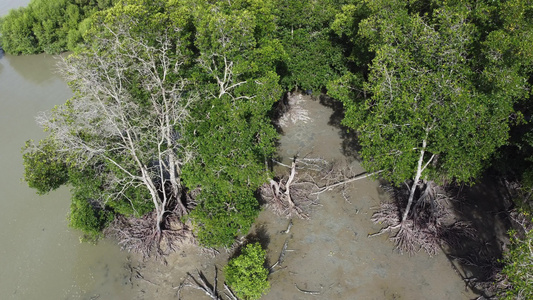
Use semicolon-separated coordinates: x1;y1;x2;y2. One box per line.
0;1;134;299
0;1;479;299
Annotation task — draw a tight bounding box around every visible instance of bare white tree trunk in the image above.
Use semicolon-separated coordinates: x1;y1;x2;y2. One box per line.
402;137;435;222
402;139;426;222
39;21;197;245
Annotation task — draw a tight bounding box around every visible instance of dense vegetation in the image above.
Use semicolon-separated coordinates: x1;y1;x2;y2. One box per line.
224;243;269;300
0;0;117;54
329;0;533;297
22;0;286;250
13;0;533;297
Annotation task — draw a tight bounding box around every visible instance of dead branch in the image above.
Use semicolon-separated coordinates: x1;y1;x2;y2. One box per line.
270;239;289;271
311;170;383;196
295;283;322;295
177;268;221;300
280;219;293;234
223;283;238;300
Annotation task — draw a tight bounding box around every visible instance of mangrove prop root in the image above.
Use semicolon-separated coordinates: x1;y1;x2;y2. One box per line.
370;183;476;257
104;211;195;260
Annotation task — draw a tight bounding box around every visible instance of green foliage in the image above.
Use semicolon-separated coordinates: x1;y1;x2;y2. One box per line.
22;138;69;195
68;168;113;242
0;0;115;54
189;188;259;248
182;1;282;247
501;226;533;299
22;0;281;248
329;0;524;186
273;0;348;92
23;140;116;239
0;7;40;54
224;242;270;300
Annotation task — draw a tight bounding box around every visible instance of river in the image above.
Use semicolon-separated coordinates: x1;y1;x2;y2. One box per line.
0;1;134;299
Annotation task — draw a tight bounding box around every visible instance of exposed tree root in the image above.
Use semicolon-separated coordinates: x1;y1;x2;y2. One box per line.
262;157;377;218
370;182;476;256
261;157;314;219
104;211;195;261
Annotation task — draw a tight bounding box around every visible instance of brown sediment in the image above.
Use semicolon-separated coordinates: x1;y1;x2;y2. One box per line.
127;93;477;299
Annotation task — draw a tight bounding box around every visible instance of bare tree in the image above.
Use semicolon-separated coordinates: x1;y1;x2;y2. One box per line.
38;20;197;256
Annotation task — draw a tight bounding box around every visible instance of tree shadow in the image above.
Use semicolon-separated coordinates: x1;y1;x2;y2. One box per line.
318;93;362;161
229;224;271;263
268;91;290;135
442;174;513;298
373;172;513;298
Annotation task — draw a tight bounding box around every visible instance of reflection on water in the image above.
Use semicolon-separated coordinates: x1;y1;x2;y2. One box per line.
5;54;61;85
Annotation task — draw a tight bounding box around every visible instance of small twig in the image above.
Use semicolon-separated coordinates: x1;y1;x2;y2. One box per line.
135;270;159;286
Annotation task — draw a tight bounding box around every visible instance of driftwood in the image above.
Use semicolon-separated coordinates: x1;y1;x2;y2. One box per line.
270;239;289;271
262;157;379;218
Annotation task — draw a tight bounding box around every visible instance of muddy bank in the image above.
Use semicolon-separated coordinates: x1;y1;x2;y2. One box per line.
128;93;476;299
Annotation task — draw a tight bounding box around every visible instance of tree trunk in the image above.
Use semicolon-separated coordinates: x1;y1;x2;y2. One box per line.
168;153;187;215
402;139;427;222
141;167;164;233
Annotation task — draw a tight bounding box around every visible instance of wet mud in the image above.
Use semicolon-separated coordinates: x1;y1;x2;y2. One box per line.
130;93;477;299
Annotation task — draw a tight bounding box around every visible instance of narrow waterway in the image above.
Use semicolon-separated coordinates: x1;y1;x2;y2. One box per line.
0;2;135;299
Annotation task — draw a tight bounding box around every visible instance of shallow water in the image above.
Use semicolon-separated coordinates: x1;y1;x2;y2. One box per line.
261;94;475;299
0;3;135;297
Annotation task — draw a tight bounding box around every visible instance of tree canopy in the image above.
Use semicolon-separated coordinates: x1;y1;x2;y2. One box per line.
0;0;116;54
328;0;531;220
23;0;283;251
